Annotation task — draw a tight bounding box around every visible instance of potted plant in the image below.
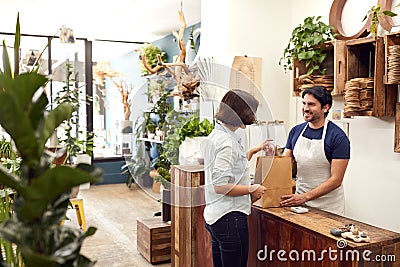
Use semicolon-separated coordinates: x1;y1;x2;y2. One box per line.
279;16;336;75
153;112;213;221
362;4;398;36
0;15;103;266
146;122;156;139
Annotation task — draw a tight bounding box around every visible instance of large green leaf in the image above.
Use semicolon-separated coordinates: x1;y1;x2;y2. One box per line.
18;166;101;222
20;247;63;267
38;103;74;150
0;164;24;193
0;90;39;166
1;40;12;78
13;13;20;77
5;73;48;110
29;92;49;132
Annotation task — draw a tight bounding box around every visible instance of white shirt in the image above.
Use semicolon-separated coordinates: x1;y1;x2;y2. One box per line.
201;123;251;225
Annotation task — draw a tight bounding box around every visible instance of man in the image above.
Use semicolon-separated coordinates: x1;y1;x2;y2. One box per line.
281;86;350;215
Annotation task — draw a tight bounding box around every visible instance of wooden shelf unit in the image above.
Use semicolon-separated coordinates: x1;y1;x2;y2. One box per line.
292;40;346;97
344;36;396;117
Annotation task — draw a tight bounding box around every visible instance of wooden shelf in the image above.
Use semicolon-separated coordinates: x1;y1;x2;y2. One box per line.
345;36;396;117
138;137;163;144
292;40;346;96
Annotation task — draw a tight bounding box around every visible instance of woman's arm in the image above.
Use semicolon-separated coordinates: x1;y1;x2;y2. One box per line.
247;140;273;160
214;183;266;199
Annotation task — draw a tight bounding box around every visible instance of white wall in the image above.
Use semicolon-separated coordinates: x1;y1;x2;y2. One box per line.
202;0;400;232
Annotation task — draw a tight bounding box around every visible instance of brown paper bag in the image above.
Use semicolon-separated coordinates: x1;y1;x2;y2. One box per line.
253;156;292;208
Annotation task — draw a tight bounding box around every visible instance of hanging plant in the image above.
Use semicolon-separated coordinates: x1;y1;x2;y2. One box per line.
279;16;337;75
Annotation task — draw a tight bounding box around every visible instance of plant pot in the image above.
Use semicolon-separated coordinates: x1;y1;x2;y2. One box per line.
155;129;163;137
179;136;207;165
161;189;171;222
147;132;155;139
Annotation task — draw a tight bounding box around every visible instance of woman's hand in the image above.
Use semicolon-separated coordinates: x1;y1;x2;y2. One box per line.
249;184;266;200
247;139;274;160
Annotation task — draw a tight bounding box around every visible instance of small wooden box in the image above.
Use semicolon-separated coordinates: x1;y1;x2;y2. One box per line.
137;217;171;264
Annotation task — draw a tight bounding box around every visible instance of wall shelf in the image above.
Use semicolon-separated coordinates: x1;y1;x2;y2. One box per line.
345;36;396;117
138;137;163;144
292;40;346;97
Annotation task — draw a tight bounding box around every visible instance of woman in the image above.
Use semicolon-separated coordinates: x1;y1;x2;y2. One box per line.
201;89;267;267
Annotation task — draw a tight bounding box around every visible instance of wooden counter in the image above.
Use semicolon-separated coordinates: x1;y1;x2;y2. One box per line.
171;165;400;266
248;206;400;266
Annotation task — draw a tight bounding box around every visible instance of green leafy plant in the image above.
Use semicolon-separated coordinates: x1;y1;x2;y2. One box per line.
154;112;214;188
54;62;94;164
121;117;152;188
363;4;399;36
178;116;214;141
146;123;156;133
0;137;16;160
189;26;196;51
150;91;172;130
0;137;21;266
279;16;336;75
0;14;103;266
139;44;167;76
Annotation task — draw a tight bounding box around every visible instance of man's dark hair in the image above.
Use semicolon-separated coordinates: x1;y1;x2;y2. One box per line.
215;89;259;127
302;86;332;117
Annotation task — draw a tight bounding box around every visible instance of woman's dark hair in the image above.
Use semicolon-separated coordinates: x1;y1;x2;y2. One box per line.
215;89;259;127
302;86;332;117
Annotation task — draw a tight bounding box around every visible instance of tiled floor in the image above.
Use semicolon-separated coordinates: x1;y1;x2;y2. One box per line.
65;183;171;267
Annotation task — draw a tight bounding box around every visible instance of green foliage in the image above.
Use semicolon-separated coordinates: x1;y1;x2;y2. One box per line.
122;117;152;188
139;44;167;76
150;91;171;129
0;137;16;160
145;123;156;133
279;16;336;75
153;165;171;189
54;62;94;164
0;14;103;266
179;116;214;141
153;111;214;187
362;4;399;36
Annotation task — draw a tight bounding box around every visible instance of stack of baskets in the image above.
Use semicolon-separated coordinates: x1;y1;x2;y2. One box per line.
344;77;374;114
387;45;400;84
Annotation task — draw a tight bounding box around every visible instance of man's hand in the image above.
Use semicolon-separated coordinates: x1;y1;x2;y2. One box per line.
280;193;308;207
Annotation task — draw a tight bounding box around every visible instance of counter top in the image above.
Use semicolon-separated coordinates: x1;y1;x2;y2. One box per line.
252;205;400;249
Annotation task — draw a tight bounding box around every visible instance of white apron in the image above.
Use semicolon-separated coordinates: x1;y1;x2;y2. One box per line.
293;120;345;215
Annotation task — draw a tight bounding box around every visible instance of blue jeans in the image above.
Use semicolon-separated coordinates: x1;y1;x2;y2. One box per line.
205;211;249;267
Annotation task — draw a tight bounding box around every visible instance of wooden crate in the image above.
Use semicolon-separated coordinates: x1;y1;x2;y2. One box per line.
385;32;400;84
292;40;346;96
345;36;396;117
137;217;171;264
